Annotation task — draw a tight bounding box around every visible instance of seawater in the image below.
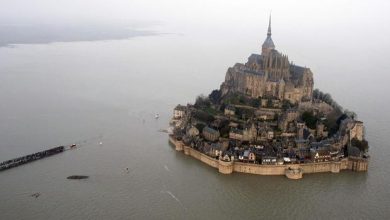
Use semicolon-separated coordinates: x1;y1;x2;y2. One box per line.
0;33;389;219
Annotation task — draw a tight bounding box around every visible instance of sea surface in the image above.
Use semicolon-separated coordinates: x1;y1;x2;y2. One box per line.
0;25;389;219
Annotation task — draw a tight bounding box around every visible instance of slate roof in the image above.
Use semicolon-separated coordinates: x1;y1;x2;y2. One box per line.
262;36;275;49
203;126;219;135
174;105;187;111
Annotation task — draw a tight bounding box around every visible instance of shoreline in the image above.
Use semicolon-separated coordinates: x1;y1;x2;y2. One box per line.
169;136;368;180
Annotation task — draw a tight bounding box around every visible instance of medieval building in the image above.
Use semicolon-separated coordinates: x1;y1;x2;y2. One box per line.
221;15;314;104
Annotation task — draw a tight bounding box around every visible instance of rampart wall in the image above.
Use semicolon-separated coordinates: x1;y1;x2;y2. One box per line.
169;136;368;179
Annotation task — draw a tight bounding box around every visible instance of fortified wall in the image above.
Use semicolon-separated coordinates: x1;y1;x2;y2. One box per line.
169;136;368;180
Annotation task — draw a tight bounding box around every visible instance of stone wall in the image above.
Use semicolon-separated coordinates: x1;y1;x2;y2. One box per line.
234;162;286;175
169;136;368;179
348;157;369;171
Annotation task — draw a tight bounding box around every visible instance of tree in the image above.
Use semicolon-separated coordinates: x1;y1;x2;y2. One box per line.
209;90;221;104
195;94;211;108
324;109;343;136
301;111;318;129
344;109;357;120
282;100;293;110
239;95;245;104
250;98;260;108
351;138;369;152
193;110;214;123
313;88;343;113
195;123;206;133
220;125;230;138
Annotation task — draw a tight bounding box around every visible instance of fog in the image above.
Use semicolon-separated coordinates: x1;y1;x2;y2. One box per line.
1;0;389;108
1;0;389;51
1;2;390;218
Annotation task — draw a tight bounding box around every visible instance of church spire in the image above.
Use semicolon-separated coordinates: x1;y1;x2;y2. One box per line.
262;13;275;56
267;13;272;37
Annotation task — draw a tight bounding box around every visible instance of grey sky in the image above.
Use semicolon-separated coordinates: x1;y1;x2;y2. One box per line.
1;0;389;84
1;0;389;29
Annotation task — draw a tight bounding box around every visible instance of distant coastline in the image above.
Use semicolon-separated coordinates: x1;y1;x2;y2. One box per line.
0;23;158;47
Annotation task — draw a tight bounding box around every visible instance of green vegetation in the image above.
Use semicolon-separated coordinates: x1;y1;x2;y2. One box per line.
351;138;369;152
194;94;219;116
219;124;230;138
195;95;211;108
203;106;219;116
236;107;255;120
313;89;342;112
193;109;214;123
222;92;261;108
343;109;357;120
222;93;245;105
195;123;205;132
195;123;206;133
208;89;222;104
301;111;319;129
322;106;344;136
250;98;260;108
282;100;295;110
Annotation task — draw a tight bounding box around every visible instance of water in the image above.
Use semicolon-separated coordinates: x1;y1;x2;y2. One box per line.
0;28;389;219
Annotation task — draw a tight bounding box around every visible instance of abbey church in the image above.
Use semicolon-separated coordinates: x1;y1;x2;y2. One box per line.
221;16;314;104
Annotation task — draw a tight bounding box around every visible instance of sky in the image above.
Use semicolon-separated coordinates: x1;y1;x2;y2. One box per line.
1;0;389;91
2;0;388;50
1;0;389;28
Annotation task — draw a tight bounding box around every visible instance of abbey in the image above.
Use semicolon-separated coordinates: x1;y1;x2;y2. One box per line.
221;16;314;104
169;16;369;179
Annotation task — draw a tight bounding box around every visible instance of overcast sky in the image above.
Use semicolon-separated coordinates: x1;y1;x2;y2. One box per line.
1;0;389;112
1;0;389;70
1;0;389;28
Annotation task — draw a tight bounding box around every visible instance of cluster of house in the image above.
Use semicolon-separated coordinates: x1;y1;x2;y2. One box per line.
171;102;365;165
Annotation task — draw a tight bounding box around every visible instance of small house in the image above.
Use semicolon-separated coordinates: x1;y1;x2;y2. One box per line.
310;147;331;162
261;156;277;165
248;151;256;162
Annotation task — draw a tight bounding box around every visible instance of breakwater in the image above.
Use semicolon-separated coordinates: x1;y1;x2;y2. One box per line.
169;136;368;179
0;146;65;172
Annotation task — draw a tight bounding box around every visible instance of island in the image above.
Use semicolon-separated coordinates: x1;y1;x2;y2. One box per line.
169;16;369;179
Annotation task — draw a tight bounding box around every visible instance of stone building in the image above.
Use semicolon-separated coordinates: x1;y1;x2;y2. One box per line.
229;128;244;140
316;122;326;138
349;121;364;141
296;121;305;139
220;15;314;104
255;108;277;120
278;109;299;131
187;126;199;137
242;123;257;142
258;126;274;140
202;126;220;142
310;147;331;162
174;105;186;119
224;105;236;116
339;118;365;146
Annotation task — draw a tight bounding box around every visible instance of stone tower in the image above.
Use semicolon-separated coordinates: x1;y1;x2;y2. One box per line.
262;14;275;56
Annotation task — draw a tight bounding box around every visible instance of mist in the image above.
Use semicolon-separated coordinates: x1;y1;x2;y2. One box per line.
1;0;389;114
1;1;390;219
